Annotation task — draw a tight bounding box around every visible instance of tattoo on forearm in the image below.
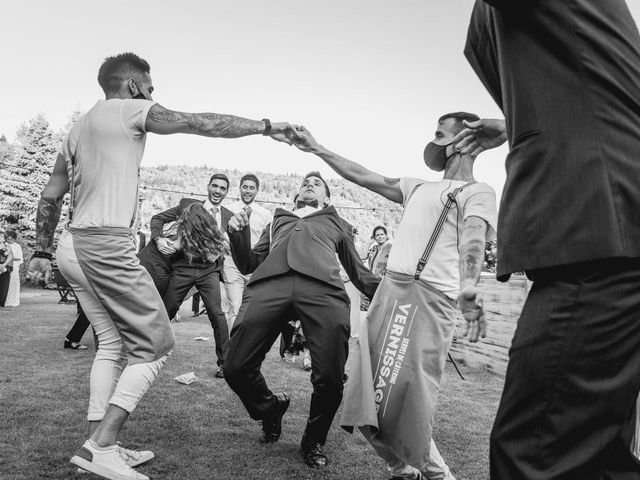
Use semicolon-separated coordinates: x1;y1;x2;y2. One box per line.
35;196;63;253
460;239;484;284
148;105;263;138
384;177;400;185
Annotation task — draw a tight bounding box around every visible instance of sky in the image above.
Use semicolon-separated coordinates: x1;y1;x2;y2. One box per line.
2;1;640;203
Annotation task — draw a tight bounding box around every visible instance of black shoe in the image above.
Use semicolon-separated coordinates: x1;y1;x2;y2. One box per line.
301;435;328;469
215;366;224;378
64;339;88;350
260;393;290;443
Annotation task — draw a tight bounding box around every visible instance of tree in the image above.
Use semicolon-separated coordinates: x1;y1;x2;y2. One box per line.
0;115;60;241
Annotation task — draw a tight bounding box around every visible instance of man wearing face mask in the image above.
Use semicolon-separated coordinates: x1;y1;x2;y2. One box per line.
26;52;297;480
224;172;380;470
289;113;497;480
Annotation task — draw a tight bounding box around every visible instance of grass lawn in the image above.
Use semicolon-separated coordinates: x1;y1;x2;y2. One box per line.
0;288;503;480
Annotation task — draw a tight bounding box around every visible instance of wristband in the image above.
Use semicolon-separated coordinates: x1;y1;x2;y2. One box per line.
262;118;272;136
32;251;53;260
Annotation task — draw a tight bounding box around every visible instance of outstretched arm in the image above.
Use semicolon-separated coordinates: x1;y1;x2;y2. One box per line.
457;216;489;342
145;104;295;145
27;153;69;285
290;126;403;204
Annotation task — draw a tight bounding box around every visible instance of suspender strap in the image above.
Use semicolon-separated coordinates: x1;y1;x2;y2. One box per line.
413;181;475;280
66;152;139;229
67;153;77;226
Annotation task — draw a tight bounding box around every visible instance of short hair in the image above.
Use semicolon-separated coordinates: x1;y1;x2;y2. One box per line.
438;112;480;135
240;173;260;190
372;225;387;238
303;171;330;197
5;230;17;241
208;173;230;188
98;53;151;94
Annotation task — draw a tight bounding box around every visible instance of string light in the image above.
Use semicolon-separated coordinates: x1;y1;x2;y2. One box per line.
139;185;402;212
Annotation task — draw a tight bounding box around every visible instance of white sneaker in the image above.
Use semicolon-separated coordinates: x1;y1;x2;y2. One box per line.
77;444;155;473
117;444;155;467
283;352;296;364
70;440;149;480
303;357;312;371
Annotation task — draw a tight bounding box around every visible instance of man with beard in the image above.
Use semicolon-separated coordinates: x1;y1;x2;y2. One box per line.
146;173;233;378
27;52;296;480
289;113;497;480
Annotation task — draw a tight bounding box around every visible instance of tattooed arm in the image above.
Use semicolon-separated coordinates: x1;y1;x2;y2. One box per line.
457;216;489;342
145;104;294;143
27;154;69;285
289;126;404;203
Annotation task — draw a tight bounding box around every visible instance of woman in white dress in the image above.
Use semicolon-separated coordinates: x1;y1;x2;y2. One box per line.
4;230;23;307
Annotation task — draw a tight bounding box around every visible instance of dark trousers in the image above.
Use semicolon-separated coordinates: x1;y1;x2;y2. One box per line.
137;242;172;298
225;272;350;445
192;292;202;314
66;303;90;343
0;269;10;306
164;264;229;366
490;259;640;480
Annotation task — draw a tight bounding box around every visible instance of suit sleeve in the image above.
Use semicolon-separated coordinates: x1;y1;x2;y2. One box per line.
150;203;182;240
337;234;380;299
228;224;271;275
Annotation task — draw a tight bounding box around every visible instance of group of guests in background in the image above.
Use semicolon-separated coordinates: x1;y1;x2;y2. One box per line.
0;229;23;307
136;173;272;378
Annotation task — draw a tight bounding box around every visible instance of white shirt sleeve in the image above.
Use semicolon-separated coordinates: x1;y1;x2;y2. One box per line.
460;183;498;242
120;99;156;140
399;177;425;206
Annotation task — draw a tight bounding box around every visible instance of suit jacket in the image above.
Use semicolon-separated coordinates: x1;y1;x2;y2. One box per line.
229;206;379;299
465;0;640;279
150;197;232;268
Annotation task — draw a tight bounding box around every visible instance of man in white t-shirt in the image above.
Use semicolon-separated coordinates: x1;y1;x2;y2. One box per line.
222;173;273;330
28;52;297;480
290;112;497;480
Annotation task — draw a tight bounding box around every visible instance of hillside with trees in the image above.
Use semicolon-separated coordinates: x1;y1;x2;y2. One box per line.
139;165;402;255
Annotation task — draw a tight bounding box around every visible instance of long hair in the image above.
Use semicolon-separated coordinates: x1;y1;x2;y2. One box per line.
175;203;226;264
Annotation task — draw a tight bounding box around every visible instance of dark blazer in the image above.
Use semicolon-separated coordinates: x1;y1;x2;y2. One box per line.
229;206;379;299
150;198;233;240
465;0;640;279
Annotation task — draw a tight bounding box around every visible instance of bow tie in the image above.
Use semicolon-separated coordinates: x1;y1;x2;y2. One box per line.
296;200;319;209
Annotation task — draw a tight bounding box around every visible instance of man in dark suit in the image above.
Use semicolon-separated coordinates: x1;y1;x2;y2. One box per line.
456;2;640;479
224;172;379;469
148;173;233;377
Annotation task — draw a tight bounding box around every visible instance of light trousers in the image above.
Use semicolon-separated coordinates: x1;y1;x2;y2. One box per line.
57;230;171;420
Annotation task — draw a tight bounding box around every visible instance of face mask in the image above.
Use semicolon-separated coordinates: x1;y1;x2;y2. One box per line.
423;141;456;172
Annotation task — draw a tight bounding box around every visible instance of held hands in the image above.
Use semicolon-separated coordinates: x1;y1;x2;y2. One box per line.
26;257;53;287
451;118;507;158
457;285;487;343
155;237;177;255
269;122;298;146
228;210;250;232
289;126;320;152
